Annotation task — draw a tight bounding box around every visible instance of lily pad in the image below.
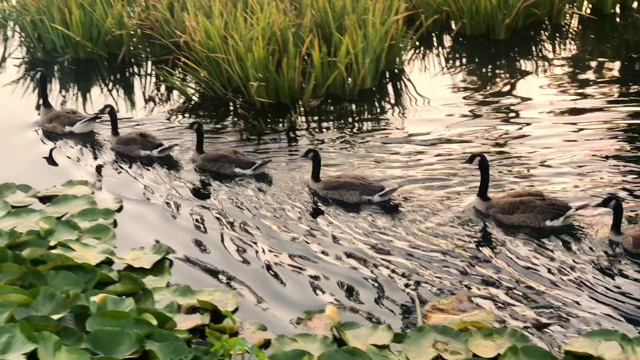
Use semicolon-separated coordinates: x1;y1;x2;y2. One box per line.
0;300;17;324
152;284;239;312
117;243;175;269
93;192;123;212
51;240;114;265
0;183;37;207
500;344;558;360
335;322;394;350
38;217;80;244
36;331;91;360
85;310;155;335
81;224;116;247
318;347;373;360
403;325;471;360
38;180;93;198
0;208;45;232
295;304;340;337
271;333;337;358
563;329;635;360
145;340;195;360
89;294;137;314
174;312;210;330
0;322;39;358
102;272;145;296
423;294;495;329
238;322;275;346
467;328;532;358
85;328;144;358
270;349;314;360
125;258;172;288
0;201;10;217
44;195;97;218
67;208;116;229
13;287;71;319
0;285;33;305
46;270;87;293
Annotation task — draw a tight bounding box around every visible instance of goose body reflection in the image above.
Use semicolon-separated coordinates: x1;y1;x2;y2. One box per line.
188;121;271;176
464;152;589;228
34;68;99;134
301;148;403;204
593;194;640;254
98;104;177;158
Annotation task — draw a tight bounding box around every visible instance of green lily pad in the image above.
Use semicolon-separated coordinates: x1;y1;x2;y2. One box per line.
46;270;86;293
318;347;373;360
335;322;394;350
23;315;63;332
0;300;17;324
81;224;116;247
102;272;145;296
0;183;37;207
0;263;26;284
0;201;10;217
44;195;98;217
52;240;114;266
66;208;116;229
423;295;495;329
88;293;137;314
563;329;635;360
0;247;27;265
93;192;123;212
38;217;80;244
467;327;532;358
500;344;558;360
36;331;91;360
0;208;45;232
152;284;239;312
0;322;38;358
145;340;195;360
38;180;94;198
174;312;210;330
403;325;471;360
117;243;175;269
270;349;314;360
86;310;155;335
85;328;144;357
0;285;33;305
125;258;172;288
13;287;71;320
139;308;177;330
271;334;337;358
39;263;100;290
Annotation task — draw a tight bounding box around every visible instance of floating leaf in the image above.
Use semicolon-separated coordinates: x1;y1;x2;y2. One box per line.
14;287;71;320
93;192;123;212
81;224;116;247
125;258;172;288
86;310;155;335
46;270;86;293
423;295;495;328
36;331;91;360
145;340;195;360
38;180;93;198
563;329;635;359
0;183;37;207
85;328;144;358
39;263;100;290
239;322;275;346
0;208;45;232
269;349;313;360
39;218;80;244
467;328;532;358
0;300;17;324
335;322;394;350
89;294;137;314
0;201;10;217
174;313;210;330
296;304;340;337
66;208;116;229
403;325;471;360
102;272;145;296
44;195;98;217
139;308;177;330
117;243;175;269
271;334;337;358
501;344;558;360
23;315;63;332
51;241;113;265
152;284;239;312
0;285;32;305
318;347;373;360
0;263;26;284
0;322;38;358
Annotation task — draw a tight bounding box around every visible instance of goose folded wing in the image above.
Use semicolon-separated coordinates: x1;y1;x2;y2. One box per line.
490;197;572;218
321;174;385;196
118;131;165;150
198;150;257;168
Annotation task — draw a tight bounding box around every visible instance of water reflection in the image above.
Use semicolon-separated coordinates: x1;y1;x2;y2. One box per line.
2;14;640;351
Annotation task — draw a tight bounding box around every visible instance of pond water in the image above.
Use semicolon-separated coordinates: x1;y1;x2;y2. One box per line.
0;29;639;351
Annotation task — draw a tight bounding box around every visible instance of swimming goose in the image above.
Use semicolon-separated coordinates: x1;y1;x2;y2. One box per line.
593;194;640;254
97;104;177;157
34;68;99;134
301;148;402;204
464;152;588;228
188;121;271;175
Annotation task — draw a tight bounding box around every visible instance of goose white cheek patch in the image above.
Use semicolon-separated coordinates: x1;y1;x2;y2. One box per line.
472;157;480;166
608;201;617;210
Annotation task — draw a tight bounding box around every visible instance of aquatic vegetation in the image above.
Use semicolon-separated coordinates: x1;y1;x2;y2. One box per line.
0;180;269;359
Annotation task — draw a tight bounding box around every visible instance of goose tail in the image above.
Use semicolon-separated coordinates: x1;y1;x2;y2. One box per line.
544;202;591;227
150;143;178;157
69;114;99;133
246;159;272;175
372;185;405;202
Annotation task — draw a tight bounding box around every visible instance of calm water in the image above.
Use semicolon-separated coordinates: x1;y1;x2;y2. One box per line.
1;29;639;350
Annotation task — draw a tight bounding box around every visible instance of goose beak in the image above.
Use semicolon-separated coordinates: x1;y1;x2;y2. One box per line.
591;199;606;208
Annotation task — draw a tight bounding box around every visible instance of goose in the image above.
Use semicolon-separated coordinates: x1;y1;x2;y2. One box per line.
34;68;99;134
97;104;177;157
463;152;588;228
592;194;640;254
301;148;402;204
188;121;271;175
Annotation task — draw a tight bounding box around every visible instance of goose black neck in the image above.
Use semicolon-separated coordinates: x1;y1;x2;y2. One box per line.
109;111;120;136
477;159;491;201
195;127;205;155
611;201;624;236
310;154;321;182
38;73;52;109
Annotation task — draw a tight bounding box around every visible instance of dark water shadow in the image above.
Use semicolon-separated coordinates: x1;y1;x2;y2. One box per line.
114;152;183;173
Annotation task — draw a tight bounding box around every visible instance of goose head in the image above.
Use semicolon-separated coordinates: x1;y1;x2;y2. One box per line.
593;194;623;210
97;104;117;116
463;152;488;168
301;148;320;161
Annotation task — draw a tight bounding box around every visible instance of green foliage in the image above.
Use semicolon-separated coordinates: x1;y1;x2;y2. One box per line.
0;180;268;359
